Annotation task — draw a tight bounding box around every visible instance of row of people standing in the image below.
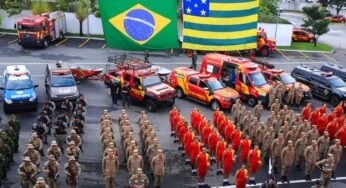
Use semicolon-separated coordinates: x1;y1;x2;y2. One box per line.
108;79;131;108
268;82;305;108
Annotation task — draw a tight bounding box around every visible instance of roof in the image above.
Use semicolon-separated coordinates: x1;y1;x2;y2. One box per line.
322;63;346;73
204;53;252;65
174;67;214;80
18;15;47;25
295;64;320;72
6;65;29;76
48;62;72;75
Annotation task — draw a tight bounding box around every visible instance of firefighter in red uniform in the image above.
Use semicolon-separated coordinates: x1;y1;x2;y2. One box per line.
301;103;312;120
178;121;189;150
317;113;328;135
232;127;242;151
190;137;201;175
217;112;226;132
326;119;338;142
310;108;321;127
235;165;248;188
213;108;221;127
194;112;203;131
248;145;262;185
221;144;236;186
198;117;208;137
328;112;335;123
319;104;327;114
335;102;343;117
335;123;346;146
183;127;195;159
169;107;179;136
239;135;252;165
208;128;219;162
215;137;227;175
190;108;198;130
219;117;229;138
202;124;212;146
224;120;235;144
173;116;184;143
196;147;210;187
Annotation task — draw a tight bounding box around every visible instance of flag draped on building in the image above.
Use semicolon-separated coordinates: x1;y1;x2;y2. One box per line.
182;0;259;51
98;0;180;51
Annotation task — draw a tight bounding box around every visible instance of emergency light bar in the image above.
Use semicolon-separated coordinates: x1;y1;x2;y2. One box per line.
321;71;333;76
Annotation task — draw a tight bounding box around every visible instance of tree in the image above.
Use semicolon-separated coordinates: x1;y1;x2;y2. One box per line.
319;0;332;7
75;0;90;36
56;0;76;12
31;0;50;15
331;0;346;15
302;6;331;47
2;0;31;16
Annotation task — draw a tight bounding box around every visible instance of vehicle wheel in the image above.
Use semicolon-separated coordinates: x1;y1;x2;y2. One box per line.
260;46;270;57
146;99;157;112
330;95;340;106
247;96;258;107
211;100;220;111
43;39;49;48
176;87;185;98
309;38;314;43
168;98;175;106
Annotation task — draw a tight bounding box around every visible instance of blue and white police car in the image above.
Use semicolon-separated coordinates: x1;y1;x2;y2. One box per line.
1;65;38;113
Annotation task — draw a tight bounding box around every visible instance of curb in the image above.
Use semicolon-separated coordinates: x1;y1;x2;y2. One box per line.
278;49;334;53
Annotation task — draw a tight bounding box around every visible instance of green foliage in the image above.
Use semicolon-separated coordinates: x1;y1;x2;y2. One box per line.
0;13;2;25
302;6;331;46
75;0;90;36
259;0;279;17
2;0;31;16
56;0;76;12
31;0;50;15
331;0;346;15
258;14;291;24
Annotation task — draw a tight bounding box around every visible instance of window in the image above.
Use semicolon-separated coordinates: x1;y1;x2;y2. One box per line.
125;74;131;82
199;81;208;88
310;74;320;82
272;75;281;83
189;77;198;85
263;72;271;80
206;64;220;75
134;77;141;87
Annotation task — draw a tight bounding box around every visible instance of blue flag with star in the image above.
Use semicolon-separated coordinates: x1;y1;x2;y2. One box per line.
182;0;259;51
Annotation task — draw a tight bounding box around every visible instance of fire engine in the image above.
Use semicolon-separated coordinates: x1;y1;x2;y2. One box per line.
256;29;277;57
103;54;176;112
260;68;312;100
170;67;240;110
200;53;271;106
15;11;66;48
0;65;39;113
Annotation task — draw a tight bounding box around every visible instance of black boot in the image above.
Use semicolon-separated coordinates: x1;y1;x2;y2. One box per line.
307;175;311;181
304;175;309;181
281;176;286;183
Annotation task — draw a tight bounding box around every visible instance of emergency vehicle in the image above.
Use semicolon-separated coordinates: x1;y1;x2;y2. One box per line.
292;28;316;43
103;54;176;112
15;11;66;48
256;29;277;57
261;68;312;100
200;53;270;106
0;65;38;113
170;67;240;110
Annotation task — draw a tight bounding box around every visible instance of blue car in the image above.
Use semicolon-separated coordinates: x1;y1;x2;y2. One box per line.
1;65;38;113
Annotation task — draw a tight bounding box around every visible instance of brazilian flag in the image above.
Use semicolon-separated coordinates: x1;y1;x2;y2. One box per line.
98;0;180;51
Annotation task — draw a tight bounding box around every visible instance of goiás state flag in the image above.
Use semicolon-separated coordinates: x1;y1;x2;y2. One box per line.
182;0;259;51
98;0;180;51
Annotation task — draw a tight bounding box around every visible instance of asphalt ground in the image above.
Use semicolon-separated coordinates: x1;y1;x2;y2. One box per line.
0;38;345;187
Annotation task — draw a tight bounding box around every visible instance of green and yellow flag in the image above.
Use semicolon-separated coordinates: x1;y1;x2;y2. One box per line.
98;0;180;51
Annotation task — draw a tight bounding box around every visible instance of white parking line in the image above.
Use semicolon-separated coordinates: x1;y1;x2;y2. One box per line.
213;176;346;188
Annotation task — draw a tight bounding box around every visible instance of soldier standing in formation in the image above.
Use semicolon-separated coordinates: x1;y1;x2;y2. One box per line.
281;140;295;183
18;157;38;188
315;154;335;188
304;140;318;181
102;149;119;188
64;156;81;188
253;101;264;121
151;149;166;188
43;155;60;188
129;168;149;188
268;85;277;108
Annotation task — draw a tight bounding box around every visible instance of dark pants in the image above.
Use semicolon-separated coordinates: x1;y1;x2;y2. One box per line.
123;94;130;107
191;61;197;70
111;93;118;104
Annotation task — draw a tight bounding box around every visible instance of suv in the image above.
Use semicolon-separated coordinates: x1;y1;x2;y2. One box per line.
1;65;38;113
320;63;346;82
291;65;346;106
292;28;315;43
104;55;176;112
45;61;80;104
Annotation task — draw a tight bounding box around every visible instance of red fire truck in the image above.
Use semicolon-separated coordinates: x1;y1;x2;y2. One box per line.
15;11;66;48
257;29;277;57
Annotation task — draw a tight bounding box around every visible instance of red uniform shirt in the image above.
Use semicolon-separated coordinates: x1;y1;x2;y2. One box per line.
184;132;194;154
208;132;218;153
213;110;221;127
327;122;337;141
335;105;343;117
249;149;262;173
337;127;346;146
196;153;209;177
198;120;207;136
317;115;328;135
190;142;201;163
310;110;320;126
232;130;242;151
216;141;227;161
236;169;248;188
169;109;178;129
217;115;225;132
202;126;212;145
222;149;236;174
190;111;198;129
224;124;235;144
301;106;311;120
179;126;188;143
240;139;252;163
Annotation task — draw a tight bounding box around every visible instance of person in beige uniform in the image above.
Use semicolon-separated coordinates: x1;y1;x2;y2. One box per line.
270;99;281;115
276;83;285;105
279;121;290;139
281;140;295;183
268;85;277;108
286;126;298;145
317;132;330;160
295;132;308;171
47;141;62;162
151;149;166;188
307;125;319;145
253;101;264;121
18;157;38;188
147;139;160;163
102;149;119;188
127;149;144;176
286;86;295;105
298;120;310;137
304;140;318;181
43;155;60;188
271;133;285;173
263;126;275;164
255;122;265;149
23;144;40;169
65;141;81;161
33;177;49;188
231;99;242;125
295;84;304;106
328;139;343;179
64;156;81;188
315;154;335;188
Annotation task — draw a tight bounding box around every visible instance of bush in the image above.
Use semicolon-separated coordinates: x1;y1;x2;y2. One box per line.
258;14;291;24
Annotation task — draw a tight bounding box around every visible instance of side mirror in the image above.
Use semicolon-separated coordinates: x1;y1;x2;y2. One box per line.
0;87;4;90
34;84;39;88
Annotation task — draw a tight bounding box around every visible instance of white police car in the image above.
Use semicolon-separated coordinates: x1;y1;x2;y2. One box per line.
0;65;38;113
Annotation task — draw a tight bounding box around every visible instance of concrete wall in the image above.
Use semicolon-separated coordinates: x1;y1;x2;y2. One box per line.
258;23;293;46
280;2;320;11
0;9;104;35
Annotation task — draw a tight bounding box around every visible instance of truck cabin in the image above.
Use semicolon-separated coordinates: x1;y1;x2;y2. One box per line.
16;16;48;33
263;69;297;85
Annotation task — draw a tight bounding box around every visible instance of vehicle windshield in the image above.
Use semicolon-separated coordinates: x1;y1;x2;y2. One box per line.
51;76;76;87
18;25;39;32
280;74;296;85
329;77;346;88
206;79;224;91
249;72;268;86
6;75;33;90
142;75;162;88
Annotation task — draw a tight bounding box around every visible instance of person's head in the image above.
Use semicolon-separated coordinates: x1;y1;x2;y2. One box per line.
275;98;279;103
48;155;56;162
258;100;262;105
36;177;45;186
335;139;341;146
136;168;143;176
278;133;283;140
133;149;138;156
254;145;259;150
284;105;288;110
292;126;297;131
27;144;34;150
69;156;76;163
201;146;207;154
323;131;329;138
312;140;317;147
158;149;163;157
301;132;307;139
312;124;317;129
327;153;334;162
51;141;58;148
268;126;273;132
24;157;31;165
69;141;75;147
287;140;293;148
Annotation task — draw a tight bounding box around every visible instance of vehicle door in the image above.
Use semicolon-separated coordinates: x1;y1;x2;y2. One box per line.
197;80;210;103
292;31;298;41
221;62;237;88
186;77;199;98
309;74;324;96
236;72;250;95
319;77;332;98
300;31;309;41
132;76;145;101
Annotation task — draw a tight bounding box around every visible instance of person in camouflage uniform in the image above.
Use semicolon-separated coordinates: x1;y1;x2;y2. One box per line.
0;138;12;171
7;114;21;138
18;157;38;188
3;123;18;153
0;132;14;162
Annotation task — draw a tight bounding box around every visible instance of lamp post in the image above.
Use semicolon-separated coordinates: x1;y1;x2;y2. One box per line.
87;8;92;37
274;6;280;40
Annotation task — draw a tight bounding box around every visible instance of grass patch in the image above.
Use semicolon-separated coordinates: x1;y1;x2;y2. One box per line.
0;28;16;33
278;42;333;52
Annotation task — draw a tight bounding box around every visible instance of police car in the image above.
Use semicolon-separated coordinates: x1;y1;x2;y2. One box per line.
0;65;38;113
